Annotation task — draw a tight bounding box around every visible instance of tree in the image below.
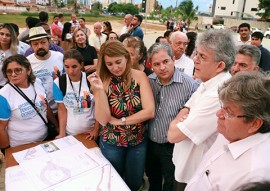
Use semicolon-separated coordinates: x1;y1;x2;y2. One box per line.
108;2;138;15
257;0;270;19
92;1;103;12
176;0;198;29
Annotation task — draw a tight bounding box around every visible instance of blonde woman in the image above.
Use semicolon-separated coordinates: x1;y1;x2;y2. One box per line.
88;40;155;191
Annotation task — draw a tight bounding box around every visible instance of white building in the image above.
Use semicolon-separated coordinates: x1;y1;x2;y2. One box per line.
36;0;49;5
118;0;133;4
213;0;263;19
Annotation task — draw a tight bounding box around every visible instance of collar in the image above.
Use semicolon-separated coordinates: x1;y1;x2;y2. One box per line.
237;36;251;43
199;72;231;92
227;133;270;159
148;67;183;86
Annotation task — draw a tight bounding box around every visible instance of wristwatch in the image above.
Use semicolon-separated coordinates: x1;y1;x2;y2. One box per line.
121;117;126;125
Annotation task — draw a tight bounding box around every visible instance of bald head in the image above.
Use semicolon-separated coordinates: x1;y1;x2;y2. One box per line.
93;22;102;35
124;14;133;26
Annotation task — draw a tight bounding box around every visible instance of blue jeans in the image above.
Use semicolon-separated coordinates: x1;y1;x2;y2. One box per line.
99;138;147;191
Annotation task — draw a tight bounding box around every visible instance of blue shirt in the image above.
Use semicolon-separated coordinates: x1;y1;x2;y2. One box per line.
130;25;144;40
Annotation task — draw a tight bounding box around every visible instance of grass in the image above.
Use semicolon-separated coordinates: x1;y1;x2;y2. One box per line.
0;12;123;28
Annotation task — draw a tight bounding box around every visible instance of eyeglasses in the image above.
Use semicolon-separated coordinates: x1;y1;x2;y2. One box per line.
219;106;252;119
6;68;23;76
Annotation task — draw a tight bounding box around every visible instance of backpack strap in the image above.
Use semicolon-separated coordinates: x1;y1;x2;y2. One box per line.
59;74;67;97
59;73;90;97
85;74;91;91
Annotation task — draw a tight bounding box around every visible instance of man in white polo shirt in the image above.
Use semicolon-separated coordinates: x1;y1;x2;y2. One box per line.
170;31;194;77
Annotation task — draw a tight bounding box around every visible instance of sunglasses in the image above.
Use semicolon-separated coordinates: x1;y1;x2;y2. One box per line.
6;68;23;76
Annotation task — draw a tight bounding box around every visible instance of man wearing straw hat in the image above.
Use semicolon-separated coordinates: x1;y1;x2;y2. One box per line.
27;26;64;118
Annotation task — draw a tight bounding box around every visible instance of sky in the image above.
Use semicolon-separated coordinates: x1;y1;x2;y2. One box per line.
153;0;213;13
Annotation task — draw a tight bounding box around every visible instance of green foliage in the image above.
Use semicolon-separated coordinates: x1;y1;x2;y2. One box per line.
108;2;138;15
92;1;103;11
176;0;198;27
257;0;270;19
160;7;172;23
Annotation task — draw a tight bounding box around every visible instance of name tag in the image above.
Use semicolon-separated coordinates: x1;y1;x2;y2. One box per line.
73;108;83;114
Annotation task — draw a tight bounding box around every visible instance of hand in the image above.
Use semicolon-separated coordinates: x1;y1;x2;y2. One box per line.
55;134;65;139
178;113;188;122
85;129;98;140
87;72;104;91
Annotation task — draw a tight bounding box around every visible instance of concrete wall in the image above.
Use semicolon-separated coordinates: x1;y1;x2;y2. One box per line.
190;16;270;31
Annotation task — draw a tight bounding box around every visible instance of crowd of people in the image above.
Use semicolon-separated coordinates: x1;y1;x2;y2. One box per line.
0;11;270;191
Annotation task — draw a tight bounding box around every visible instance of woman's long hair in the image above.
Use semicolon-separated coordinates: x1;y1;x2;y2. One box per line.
97;40;132;93
62;22;72;41
0;23;18;55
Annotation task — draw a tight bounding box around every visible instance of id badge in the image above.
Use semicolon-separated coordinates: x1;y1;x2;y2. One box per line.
73;108;83;114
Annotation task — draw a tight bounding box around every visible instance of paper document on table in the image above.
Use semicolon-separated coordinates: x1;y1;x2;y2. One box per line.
12;136;80;163
19;143;103;190
6;147;130;191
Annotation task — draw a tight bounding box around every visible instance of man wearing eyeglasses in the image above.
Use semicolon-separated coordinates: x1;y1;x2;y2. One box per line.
27;27;64;117
230;45;260;76
185;71;270;191
146;42;198;191
170;31;194;77
236;23;251;46
167;30;236;191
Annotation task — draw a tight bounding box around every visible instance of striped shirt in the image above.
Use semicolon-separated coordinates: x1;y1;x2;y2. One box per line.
148;68;199;143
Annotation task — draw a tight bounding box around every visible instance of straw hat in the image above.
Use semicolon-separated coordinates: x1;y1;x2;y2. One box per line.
28;26;51;42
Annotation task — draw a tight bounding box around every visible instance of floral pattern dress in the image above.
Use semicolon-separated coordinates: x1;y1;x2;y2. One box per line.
100;76;145;147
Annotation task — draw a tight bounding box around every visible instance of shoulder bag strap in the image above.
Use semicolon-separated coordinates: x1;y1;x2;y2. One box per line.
8;82;49;126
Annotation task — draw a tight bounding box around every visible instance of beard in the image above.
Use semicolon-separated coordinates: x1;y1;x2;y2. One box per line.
36;48;48;57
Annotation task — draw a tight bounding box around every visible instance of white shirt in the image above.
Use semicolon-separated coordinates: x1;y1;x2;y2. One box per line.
173;72;231;183
120;25;128;35
174;54;194;77
27;51;64;113
88;33;107;50
18;41;30;55
0;79;48;147
185;133;270;191
0;48;25;86
53;72;95;135
235;35;251;46
58;21;64;30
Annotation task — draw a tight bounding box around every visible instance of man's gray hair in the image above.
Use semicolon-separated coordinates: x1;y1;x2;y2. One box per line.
196;29;236;71
218;71;270;133
170;31;188;44
237;45;261;66
148;42;174;63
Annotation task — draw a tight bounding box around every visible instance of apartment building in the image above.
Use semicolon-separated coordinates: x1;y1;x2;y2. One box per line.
213;0;263;19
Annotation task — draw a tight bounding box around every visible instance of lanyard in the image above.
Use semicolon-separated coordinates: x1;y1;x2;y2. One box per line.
68;73;82;110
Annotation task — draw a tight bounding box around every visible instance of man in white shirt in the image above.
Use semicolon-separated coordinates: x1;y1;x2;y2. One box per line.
230;45;260;76
170;31;194;77
70;13;79;28
167;29;236;191
120;14;133;35
235;23;251;46
88;22;107;53
58;13;64;30
27;27;64;116
185;71;270;191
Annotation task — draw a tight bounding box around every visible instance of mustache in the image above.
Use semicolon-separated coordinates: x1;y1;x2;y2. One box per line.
37;48;46;52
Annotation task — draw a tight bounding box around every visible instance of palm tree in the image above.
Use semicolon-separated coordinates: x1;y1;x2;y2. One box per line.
176;0;198;29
